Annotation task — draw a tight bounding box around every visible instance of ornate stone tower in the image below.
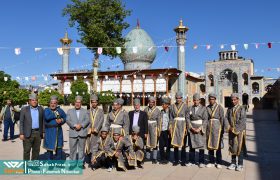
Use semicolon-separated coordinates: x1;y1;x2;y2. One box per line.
60;31;72;73
174;19;188;95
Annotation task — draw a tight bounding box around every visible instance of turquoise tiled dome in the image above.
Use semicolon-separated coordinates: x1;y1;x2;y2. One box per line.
121;26;157;70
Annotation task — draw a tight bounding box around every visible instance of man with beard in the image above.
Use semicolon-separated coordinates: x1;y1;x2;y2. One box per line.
105;98;130;137
85;94;104;166
43;95;67;160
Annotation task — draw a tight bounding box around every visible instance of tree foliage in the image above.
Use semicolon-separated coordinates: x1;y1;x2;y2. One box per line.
38;89;64;106
98;90;115;104
63;0;131;58
68;79;90;105
0;71;28;107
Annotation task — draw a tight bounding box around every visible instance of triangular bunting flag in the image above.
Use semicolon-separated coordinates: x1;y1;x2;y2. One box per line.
75;48;80;55
15;48;21;55
97;47;103;55
116;47;121;54
57;48;63;55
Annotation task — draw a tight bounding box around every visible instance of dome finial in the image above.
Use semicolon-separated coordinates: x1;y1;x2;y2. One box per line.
179;18;183;26
60;29;72;45
137;18;140;29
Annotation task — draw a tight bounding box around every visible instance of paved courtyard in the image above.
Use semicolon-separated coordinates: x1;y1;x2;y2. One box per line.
0;109;279;180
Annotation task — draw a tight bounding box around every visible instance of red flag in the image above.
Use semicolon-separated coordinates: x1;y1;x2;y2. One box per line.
164;46;169;52
64;76;67;80
268;42;272;48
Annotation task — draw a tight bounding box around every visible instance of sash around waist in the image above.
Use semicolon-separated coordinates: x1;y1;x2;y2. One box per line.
110;124;122;128
174;117;185;121
210;118;219;121
148;120;157;124
191;120;203;125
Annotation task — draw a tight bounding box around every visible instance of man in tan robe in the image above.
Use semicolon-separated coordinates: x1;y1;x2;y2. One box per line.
85;94;104;167
144;96;161;164
206;93;224;169
186;93;208;168
225;93;246;172
105;98;130;137
169;92;188;166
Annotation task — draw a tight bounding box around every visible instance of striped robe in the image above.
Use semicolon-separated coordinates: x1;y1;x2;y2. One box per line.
106;137;136;170
91;136;110;160
144;106;161;149
85;108;104;154
128;135;144;162
105;109;130;136
186;105;208;149
225;105;246;156
206;103;224;150
169;103;188;148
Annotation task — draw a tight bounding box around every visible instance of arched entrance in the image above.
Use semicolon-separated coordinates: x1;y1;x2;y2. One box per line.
252;97;260;109
242;93;249;111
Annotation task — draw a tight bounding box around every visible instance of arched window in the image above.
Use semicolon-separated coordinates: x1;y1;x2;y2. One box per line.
232;72;238;93
242;73;248;85
208;74;214;86
200;84;206;93
252;82;259;94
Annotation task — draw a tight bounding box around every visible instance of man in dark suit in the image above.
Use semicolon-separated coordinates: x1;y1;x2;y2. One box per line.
19;93;44;160
128;99;148;141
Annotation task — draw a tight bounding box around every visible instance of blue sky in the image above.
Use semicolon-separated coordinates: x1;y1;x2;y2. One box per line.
0;0;279;85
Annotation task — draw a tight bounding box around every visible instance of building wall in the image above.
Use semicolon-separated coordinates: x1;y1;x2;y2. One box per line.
205;58;254;107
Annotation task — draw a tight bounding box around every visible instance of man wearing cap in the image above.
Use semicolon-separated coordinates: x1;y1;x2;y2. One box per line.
105;98;130;137
128;126;145;168
43;95;67;160
107;126;136;171
0;98;20;141
19;93;45;160
186;93;208;168
85;94;104;165
66;95;90;169
169;92;188;166
206;93;225;169
91;127;113;172
158;97;171;164
128;98;148;141
144;96;161;164
225;93;247;172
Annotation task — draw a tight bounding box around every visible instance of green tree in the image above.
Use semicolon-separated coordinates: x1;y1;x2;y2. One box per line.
68;79;90;105
0;71;28;107
38;89;64;106
98;90;115;104
63;0;131;92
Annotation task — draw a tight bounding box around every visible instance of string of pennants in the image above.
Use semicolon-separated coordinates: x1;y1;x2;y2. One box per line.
1;41;279;56
3;66;279;83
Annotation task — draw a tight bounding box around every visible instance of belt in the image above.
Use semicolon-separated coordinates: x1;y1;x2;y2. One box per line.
210;118;219;121
32;128;39;131
148;120;157;124
174;117;185;121
110;124;122;128
191;120;203;125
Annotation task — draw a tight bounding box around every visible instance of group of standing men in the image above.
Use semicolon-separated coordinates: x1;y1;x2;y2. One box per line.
3;90;246;172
